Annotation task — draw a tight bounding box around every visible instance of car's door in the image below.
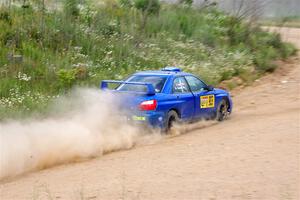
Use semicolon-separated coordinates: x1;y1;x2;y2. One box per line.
171;76;195;121
185;75;216;119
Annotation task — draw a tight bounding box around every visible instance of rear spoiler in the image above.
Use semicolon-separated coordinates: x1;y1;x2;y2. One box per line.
100;80;156;95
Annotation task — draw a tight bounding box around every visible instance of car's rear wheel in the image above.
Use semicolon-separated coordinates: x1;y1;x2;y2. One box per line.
216;99;229;121
164;110;179;133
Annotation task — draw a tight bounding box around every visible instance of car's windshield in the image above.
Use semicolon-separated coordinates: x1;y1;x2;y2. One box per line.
117;75;167;93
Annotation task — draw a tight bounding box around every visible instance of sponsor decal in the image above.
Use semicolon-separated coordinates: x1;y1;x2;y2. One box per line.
132;115;146;121
200;95;215;108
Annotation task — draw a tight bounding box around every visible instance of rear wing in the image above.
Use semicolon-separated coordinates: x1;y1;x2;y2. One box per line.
100;80;156;95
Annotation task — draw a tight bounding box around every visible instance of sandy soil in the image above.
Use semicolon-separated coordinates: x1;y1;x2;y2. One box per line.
0;28;299;200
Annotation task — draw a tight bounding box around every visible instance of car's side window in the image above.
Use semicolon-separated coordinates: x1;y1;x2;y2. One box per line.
173;77;190;93
185;76;206;92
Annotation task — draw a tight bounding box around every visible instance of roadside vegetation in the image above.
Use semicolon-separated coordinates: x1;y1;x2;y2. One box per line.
0;0;297;119
259;16;300;28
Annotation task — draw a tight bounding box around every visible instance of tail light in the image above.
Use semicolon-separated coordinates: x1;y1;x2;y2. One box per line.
139;100;157;111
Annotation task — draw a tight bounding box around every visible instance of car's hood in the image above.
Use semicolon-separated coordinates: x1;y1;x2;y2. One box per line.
214;88;229;95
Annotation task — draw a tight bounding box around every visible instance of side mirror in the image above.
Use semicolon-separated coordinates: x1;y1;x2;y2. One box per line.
205;85;214;91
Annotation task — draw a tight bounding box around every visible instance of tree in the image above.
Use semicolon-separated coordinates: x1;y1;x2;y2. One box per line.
232;0;264;22
179;0;193;6
134;0;160;31
119;0;133;7
64;0;80;18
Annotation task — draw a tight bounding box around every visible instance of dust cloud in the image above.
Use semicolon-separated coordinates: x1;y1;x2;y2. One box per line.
0;89;161;180
0;88;216;180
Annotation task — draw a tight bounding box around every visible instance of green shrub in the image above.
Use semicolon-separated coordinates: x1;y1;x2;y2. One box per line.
254;46;278;72
0;9;12;25
57;69;77;89
279;43;297;59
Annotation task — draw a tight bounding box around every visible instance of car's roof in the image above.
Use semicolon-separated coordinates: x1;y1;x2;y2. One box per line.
133;70;193;77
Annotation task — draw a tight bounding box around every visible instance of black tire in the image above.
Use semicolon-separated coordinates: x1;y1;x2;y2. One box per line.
164;110;179;133
216;99;229;121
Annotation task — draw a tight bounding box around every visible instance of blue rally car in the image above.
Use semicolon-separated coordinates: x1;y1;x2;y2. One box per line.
101;67;232;132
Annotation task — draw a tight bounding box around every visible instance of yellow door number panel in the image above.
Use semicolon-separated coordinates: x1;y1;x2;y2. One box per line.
200;95;215;108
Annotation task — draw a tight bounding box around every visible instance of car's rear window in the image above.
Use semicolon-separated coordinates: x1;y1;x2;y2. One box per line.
117;75;167;93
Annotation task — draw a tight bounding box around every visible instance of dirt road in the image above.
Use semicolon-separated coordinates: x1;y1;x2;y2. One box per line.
1;28;299;200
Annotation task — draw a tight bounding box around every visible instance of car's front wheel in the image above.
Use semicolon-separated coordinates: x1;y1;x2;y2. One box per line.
216;99;229;121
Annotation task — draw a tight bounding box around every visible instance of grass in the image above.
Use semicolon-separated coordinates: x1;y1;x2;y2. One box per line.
0;0;297;119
